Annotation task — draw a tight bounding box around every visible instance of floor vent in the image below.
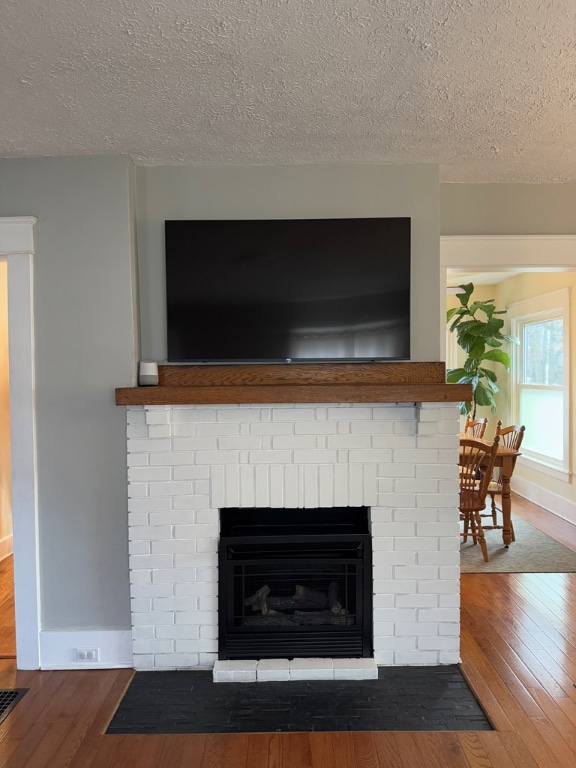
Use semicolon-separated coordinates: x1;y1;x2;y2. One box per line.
0;689;28;725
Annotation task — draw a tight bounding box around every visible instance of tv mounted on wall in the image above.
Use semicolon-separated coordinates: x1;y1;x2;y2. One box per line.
165;217;411;364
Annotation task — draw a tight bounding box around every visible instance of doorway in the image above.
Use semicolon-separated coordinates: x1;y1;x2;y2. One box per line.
0;217;40;669
0;260;15;658
442;235;576;563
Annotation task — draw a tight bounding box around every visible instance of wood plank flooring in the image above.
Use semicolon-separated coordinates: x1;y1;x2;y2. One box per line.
0;496;575;767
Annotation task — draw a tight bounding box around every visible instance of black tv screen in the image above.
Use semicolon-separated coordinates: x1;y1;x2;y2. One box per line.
165;218;411;364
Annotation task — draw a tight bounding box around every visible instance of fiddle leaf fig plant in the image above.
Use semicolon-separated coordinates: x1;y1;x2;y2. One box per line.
446;282;519;417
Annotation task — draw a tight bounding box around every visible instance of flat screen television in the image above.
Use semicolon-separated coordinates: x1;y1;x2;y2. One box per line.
165;217;411;364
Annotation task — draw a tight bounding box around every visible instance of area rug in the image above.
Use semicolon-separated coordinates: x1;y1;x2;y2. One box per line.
107;666;492;734
461;517;576;573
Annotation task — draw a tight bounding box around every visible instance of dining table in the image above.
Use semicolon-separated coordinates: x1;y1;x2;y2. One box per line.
459;435;521;547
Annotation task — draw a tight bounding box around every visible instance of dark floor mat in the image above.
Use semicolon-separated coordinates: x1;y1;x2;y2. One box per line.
107;666;492;734
0;689;28;725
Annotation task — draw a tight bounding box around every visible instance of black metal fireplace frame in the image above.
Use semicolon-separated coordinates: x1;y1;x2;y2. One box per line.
218;507;373;661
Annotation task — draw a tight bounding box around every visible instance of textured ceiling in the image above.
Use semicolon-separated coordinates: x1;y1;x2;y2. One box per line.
1;0;574;182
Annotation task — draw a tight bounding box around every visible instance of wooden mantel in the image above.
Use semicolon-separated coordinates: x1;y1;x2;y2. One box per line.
115;362;471;406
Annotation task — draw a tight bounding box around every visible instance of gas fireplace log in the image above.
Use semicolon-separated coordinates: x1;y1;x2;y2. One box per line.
291;585;328;610
293;609;354;626
244;584;271;612
246;584;329;613
267;586;329;612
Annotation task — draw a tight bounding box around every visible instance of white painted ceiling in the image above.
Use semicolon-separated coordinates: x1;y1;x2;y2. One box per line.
1;0;574;182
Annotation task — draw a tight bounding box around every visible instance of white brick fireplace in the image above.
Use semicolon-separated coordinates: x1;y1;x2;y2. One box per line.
127;401;461;670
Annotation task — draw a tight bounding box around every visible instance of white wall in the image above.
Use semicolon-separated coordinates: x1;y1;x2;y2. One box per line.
136;164;441;363
0;156;138;630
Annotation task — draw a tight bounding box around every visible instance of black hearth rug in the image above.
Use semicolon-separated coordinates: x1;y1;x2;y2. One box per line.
107;666;492;734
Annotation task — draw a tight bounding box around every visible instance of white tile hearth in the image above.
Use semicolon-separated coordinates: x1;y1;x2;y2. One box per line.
255;658;291;682
127;402;461;671
213;658;379;682
289;657;334;681
213;659;258;683
332;658;379;680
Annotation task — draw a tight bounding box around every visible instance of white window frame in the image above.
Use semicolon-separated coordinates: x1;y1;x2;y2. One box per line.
445;324;459;370
509;288;570;481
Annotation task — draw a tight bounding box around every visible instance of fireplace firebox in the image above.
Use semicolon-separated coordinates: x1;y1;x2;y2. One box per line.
218;507;373;660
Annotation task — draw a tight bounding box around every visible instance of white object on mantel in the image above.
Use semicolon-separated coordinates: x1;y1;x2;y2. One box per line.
213;658;378;683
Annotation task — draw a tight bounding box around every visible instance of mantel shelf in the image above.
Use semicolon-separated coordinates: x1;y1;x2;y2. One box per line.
115;362;471;406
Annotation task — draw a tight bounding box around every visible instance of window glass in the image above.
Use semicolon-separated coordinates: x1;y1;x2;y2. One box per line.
519;387;563;460
509;289;569;476
523;318;563;385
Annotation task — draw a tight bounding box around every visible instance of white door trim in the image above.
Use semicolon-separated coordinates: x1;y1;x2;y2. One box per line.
441;234;576;269
0;217;40;668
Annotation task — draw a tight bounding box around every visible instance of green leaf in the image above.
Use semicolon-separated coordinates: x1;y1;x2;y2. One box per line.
463;359;479;374
459;340;486;365
475;382;497;410
484;317;505;335
469;300;496;320
459;400;473;416
459;317;505;341
456;283;474;306
455;319;479;334
448;308;468;331
480;367;497;383
482;349;511;368
446;368;475;384
501;334;520;345
457;324;487;353
447;306;467;322
468;301;484;315
458;320;486;336
480;372;500;393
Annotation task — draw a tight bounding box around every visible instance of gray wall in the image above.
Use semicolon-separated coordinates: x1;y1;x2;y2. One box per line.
0;158;440;635
1;154;573;636
0;156;137;629
441;184;576;235
136;164;441;362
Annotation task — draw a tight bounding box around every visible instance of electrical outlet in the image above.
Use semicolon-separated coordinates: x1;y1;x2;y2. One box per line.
75;647;100;662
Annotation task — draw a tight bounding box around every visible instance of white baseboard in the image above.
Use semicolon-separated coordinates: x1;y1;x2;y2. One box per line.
512;477;576;525
39;629;133;670
0;535;13;561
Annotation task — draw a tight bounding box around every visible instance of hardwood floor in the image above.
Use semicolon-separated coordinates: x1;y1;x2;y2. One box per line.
0;497;575;767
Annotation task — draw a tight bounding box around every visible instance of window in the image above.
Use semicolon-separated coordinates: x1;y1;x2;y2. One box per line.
509;289;570;478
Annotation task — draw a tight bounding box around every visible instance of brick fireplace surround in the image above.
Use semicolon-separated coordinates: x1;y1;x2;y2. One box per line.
122;362;465;675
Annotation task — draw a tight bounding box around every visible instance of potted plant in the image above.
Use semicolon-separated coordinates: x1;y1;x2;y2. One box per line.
447;282;519;417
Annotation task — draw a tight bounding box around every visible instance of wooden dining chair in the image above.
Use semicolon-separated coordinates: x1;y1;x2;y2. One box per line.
464;415;488;438
459;435;500;562
485;421;525;536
